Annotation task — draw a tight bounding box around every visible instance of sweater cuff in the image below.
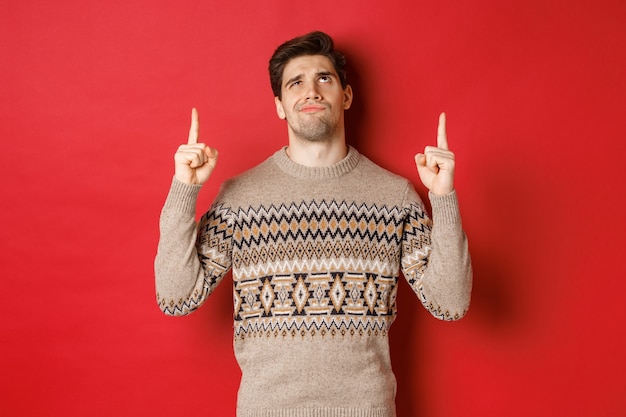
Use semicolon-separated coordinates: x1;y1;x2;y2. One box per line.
428;190;461;225
163;177;203;215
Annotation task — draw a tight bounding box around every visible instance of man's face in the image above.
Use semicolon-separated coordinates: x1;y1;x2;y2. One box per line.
275;55;353;142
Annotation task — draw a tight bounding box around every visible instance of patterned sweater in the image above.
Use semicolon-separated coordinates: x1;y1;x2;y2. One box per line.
155;146;472;417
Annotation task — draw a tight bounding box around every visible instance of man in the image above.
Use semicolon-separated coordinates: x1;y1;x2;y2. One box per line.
155;31;472;417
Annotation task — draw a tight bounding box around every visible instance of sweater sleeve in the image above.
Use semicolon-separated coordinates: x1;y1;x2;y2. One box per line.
400;185;472;320
154;178;233;316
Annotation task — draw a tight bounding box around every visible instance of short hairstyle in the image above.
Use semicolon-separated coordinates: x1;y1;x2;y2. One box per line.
269;31;348;99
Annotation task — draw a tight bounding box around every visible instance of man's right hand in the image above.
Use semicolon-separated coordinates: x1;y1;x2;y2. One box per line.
174;108;219;185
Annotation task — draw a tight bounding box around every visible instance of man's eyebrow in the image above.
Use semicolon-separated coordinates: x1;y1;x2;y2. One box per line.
284;71;337;87
284;74;303;87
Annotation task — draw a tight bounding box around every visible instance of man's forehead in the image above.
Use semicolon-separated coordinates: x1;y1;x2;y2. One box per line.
282;55;337;78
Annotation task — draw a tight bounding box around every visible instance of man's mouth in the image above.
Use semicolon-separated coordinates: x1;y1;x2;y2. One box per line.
300;104;326;113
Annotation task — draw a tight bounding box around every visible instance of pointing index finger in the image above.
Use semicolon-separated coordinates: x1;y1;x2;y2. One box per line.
437;112;448;150
188;108;199;145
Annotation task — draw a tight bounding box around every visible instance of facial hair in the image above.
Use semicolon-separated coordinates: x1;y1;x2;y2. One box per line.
286;106;340;142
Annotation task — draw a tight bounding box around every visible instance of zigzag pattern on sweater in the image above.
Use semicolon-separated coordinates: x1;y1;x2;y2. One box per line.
234;313;392;339
226;200;429;277
231;200;411;248
233;257;399;281
157;261;228;316
198;200;431;257
192;198;435;334
197;204;235;267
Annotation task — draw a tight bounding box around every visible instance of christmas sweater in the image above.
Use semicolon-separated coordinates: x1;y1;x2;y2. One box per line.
155;146;472;417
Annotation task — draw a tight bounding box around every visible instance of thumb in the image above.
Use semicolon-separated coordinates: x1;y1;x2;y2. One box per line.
414;153;426;167
415;153;434;190
204;147;219;159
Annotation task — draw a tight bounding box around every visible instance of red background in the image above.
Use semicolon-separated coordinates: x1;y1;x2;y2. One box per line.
2;1;625;416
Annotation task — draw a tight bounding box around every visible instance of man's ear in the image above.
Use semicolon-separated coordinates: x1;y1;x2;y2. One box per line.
275;96;286;119
343;85;353;110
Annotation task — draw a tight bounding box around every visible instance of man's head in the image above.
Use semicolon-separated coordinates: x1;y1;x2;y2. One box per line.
269;31;348;100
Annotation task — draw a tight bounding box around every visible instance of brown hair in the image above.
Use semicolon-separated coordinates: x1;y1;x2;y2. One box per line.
269;31;348;99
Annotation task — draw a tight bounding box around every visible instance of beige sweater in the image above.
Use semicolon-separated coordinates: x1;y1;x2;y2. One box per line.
155;146;472;417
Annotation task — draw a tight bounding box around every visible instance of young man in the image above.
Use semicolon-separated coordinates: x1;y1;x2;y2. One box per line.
155;31;472;417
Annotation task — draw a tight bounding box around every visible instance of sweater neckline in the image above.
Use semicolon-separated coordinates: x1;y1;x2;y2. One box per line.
272;146;361;180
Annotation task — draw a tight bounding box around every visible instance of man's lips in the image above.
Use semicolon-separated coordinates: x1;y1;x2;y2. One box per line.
299;104;326;113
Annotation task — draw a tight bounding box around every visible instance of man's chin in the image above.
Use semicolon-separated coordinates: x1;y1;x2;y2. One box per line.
289;122;335;142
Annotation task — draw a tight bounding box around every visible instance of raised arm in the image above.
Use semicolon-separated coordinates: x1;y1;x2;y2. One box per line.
404;112;472;320
154;109;231;316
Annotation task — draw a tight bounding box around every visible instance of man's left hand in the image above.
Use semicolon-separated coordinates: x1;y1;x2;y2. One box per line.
415;112;455;195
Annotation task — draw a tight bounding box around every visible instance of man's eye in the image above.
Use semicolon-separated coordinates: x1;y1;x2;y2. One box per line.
319;76;331;83
290;81;302;88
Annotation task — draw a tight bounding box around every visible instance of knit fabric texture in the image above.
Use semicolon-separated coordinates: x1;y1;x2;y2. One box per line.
155;146;472;417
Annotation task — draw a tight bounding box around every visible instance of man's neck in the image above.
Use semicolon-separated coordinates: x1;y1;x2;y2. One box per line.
285;138;348;167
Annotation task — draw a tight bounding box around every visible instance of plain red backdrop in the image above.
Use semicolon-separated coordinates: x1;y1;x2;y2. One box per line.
2;0;625;416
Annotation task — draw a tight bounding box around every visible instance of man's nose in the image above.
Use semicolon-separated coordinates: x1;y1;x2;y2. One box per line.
305;81;321;100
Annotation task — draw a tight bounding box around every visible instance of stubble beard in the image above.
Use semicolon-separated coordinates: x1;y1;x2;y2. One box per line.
287;113;339;143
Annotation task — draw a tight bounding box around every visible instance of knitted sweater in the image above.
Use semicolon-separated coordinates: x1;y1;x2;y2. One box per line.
155;146;472;417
